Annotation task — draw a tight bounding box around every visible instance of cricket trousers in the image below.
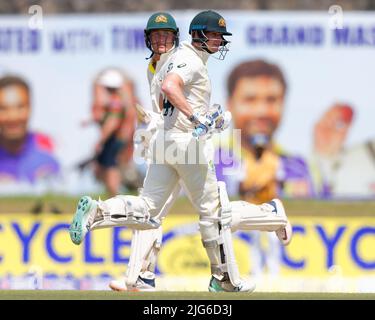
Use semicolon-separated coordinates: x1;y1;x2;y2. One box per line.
141;129;220;221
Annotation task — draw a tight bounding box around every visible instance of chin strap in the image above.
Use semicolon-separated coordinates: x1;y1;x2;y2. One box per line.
145;52;154;60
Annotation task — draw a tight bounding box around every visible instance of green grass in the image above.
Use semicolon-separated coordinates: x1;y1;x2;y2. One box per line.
1;194;375;216
0;290;374;300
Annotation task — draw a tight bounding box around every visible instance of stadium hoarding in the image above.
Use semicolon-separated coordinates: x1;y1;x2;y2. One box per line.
0;213;374;291
0;11;375;197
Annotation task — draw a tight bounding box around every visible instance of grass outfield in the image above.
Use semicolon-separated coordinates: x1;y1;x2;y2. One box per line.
0;290;375;300
1;194;375;216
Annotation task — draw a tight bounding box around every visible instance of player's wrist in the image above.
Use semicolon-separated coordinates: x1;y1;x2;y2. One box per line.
188;113;200;125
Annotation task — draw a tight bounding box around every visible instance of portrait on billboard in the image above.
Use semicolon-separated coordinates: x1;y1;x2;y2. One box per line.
0;75;60;188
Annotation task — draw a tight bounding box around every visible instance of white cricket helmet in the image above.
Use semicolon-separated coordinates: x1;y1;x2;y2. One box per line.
97;68;124;89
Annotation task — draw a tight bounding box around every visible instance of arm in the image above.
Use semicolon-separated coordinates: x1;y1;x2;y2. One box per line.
120;81;137;141
161;71;212;136
120;103;136;144
161;73;194;118
80;84;106;127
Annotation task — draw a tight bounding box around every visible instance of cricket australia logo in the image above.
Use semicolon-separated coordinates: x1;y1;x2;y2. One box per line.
155;15;168;23
218;18;226;27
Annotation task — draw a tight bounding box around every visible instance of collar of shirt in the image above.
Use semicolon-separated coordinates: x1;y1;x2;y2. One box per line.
157;47;177;71
148;46;177;75
180;41;210;64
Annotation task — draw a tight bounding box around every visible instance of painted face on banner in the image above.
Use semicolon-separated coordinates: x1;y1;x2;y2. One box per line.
0;85;31;141
228;76;285;140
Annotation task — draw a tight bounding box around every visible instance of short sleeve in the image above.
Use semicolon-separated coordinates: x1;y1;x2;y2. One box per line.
167;55;200;85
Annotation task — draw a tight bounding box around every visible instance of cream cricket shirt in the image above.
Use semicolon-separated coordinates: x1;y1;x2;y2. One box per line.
148;48;177;113
154;41;212;131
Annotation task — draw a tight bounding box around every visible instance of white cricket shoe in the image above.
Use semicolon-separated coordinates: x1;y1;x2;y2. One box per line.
266;199;293;246
208;275;256;293
109;276;156;292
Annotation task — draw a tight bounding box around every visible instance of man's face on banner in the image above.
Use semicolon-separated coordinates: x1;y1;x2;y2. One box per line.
228;76;285;142
0;85;31;142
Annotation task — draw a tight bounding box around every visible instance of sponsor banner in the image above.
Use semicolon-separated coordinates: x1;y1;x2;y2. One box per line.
1;12;375;195
0;213;374;279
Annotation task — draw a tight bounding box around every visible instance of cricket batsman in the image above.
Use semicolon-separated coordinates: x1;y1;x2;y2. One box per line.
104;12;183;292
69;10;292;293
